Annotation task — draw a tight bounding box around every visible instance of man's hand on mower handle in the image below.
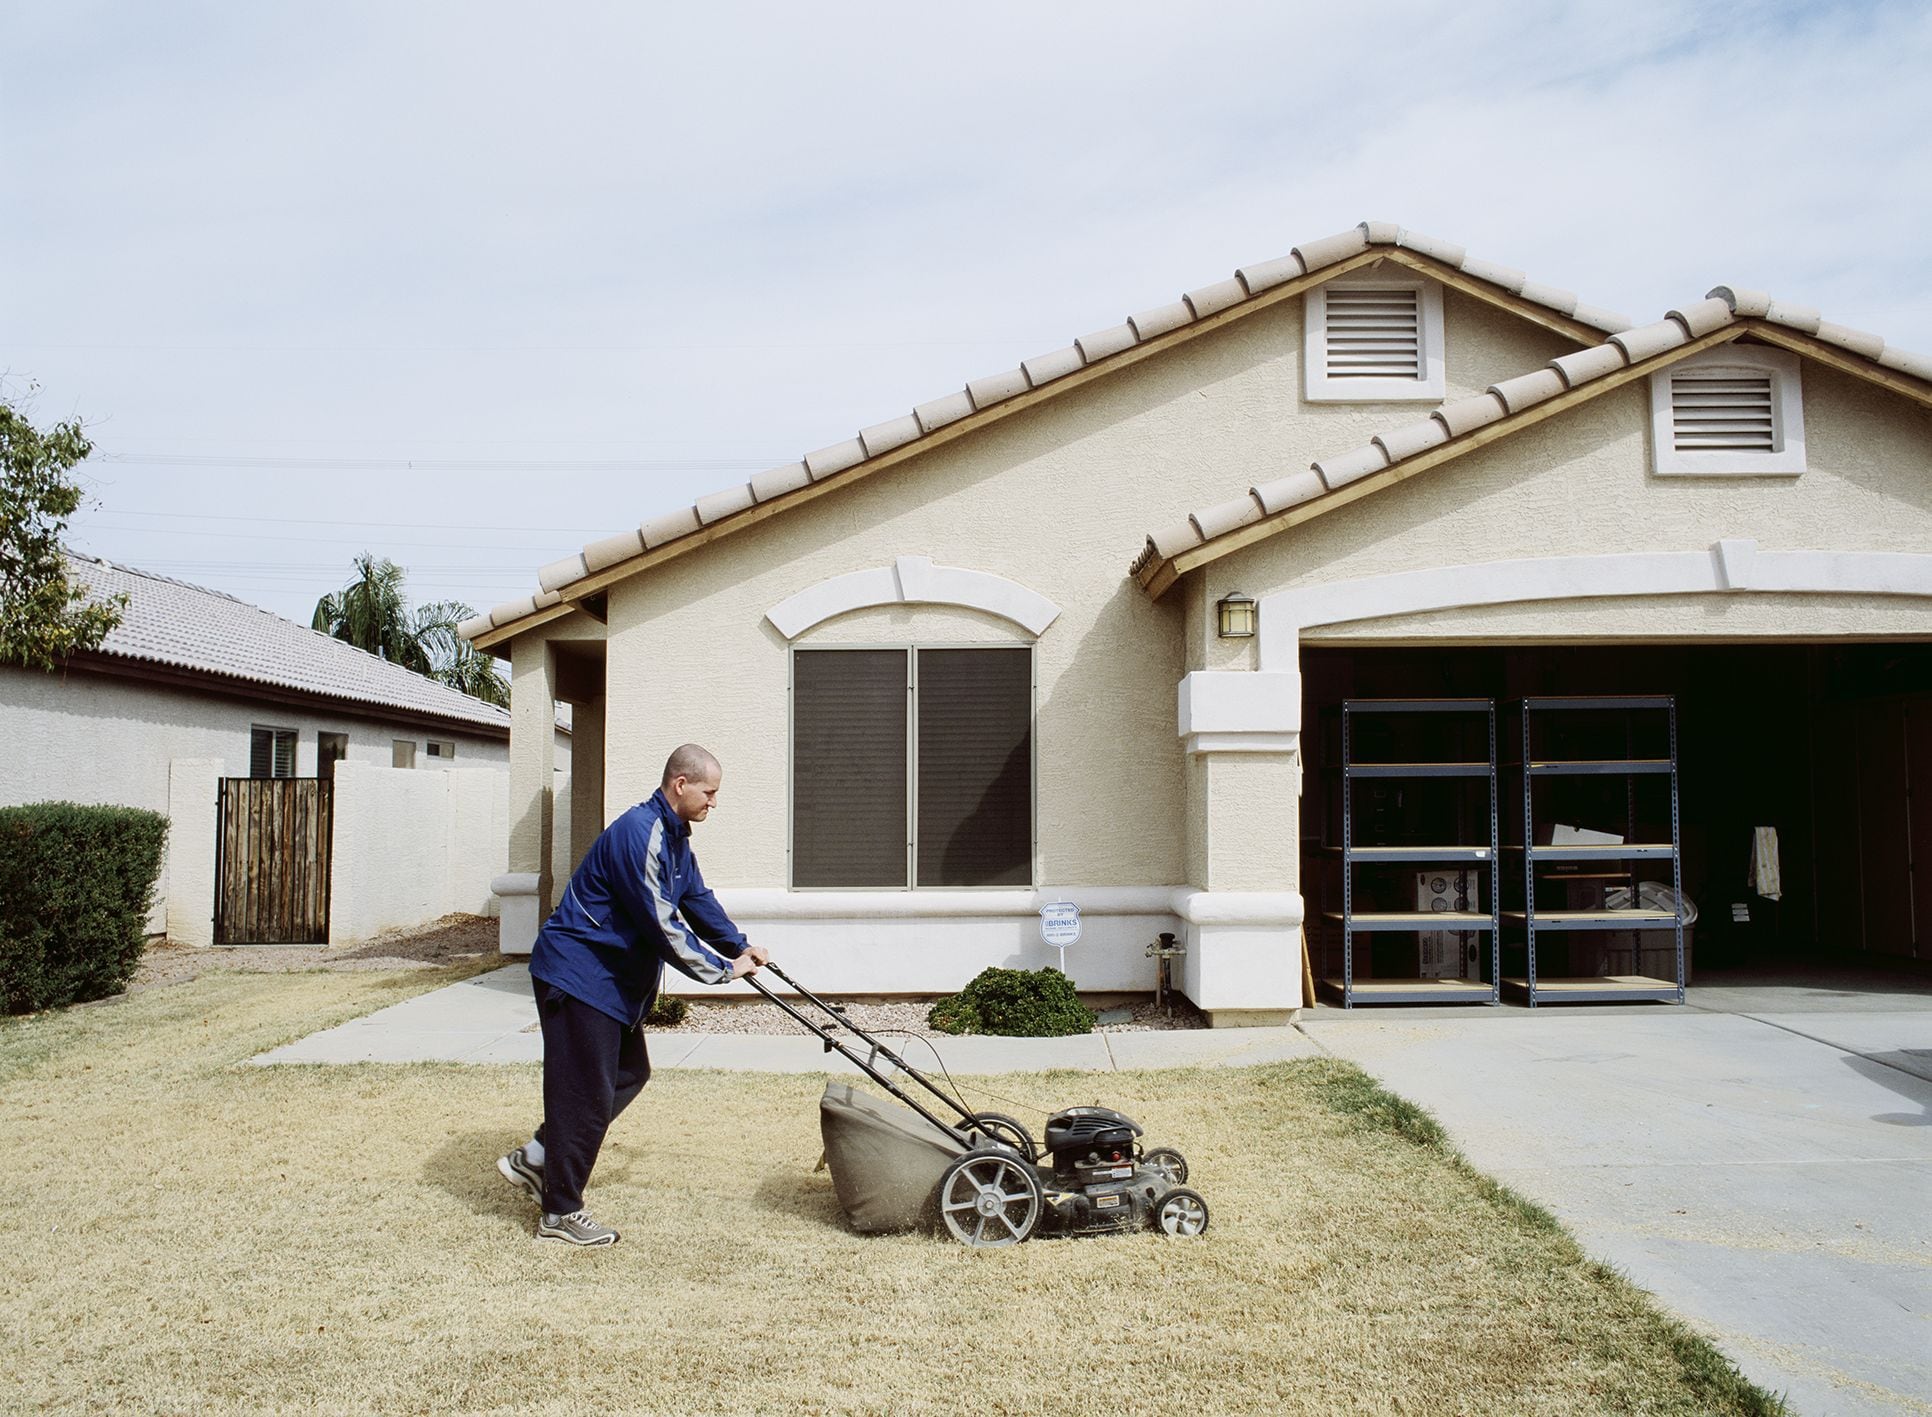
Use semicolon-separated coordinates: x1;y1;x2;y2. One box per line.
730;944;770;979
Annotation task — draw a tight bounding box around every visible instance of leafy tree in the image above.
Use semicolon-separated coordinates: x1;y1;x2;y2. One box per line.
0;392;125;670
312;553;508;707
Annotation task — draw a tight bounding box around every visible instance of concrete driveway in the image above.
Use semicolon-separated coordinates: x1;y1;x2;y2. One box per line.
1301;965;1932;1417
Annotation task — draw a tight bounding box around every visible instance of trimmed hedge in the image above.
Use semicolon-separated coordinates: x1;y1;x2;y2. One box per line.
0;802;168;1014
927;965;1094;1037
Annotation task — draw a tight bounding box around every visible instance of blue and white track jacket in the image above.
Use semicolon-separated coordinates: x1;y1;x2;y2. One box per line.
530;789;749;1026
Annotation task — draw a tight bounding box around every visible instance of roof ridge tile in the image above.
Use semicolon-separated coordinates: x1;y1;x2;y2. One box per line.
1233;253;1306;295
1609;318;1691;364
1292;227;1371;273
1127;300;1194;341
1311;442;1391;489
1669;297;1735;339
1457;255;1528;295
912;391;975;434
1488;367;1566;415
1250;468;1327;515
1020;345;1085;388
1433;392;1509;438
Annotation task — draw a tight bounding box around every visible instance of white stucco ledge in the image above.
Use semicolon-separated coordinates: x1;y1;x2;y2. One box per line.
492;872;541;957
1177;670;1302;754
708;887;1298;926
714;886;1179;919
1172;890;1304;926
765;556;1060;640
1176;891;1306;1024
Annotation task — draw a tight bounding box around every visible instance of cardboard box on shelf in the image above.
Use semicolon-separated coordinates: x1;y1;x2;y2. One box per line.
1549;823;1625;846
1417;869;1481;978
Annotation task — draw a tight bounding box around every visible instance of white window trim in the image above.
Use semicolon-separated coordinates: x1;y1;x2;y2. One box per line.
1304;274;1445;403
1649;344;1805;477
766;556;1059;640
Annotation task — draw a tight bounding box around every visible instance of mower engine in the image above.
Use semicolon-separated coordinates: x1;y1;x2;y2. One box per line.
1037;1106;1200;1236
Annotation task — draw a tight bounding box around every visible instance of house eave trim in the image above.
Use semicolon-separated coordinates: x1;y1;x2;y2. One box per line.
1257;540;1932;670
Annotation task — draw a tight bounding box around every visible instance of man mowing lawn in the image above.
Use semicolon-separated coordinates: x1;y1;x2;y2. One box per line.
499;743;768;1245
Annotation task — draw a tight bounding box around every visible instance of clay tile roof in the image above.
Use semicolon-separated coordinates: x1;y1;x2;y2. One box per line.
68;555;512;730
465;221;1649;640
1707;285;1928;373
1134;285;1932;590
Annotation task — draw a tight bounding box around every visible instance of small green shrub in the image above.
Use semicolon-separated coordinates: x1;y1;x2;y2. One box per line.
927;966;1094;1037
647;993;688;1026
0;802;168;1014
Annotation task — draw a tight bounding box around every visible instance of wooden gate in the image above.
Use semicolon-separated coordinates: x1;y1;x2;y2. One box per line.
214;778;334;944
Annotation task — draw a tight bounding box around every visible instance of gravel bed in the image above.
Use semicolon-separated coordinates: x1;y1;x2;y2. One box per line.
657;993;1208;1036
133;918;1211;1033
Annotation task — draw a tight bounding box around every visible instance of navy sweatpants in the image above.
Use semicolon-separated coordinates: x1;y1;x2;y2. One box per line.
532;977;651;1216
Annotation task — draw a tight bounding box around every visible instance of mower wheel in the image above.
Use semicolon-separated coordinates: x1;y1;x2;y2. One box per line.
937;1149;1043;1248
1155;1187;1210;1237
966;1112;1037;1159
1141;1147;1188;1185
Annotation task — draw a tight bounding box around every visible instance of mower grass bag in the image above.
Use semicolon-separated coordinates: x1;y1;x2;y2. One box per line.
820;1081;967;1233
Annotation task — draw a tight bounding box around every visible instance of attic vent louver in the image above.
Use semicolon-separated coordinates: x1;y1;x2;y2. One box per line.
1324;287;1423;380
1669;371;1777;452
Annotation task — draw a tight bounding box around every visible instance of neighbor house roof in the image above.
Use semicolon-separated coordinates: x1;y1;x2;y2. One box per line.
62;556;515;734
1128;287;1932;597
461;221;1636;649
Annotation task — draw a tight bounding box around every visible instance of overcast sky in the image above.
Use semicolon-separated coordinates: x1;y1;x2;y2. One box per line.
5;1;1929;633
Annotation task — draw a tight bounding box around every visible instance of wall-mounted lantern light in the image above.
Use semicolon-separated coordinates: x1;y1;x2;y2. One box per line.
1216;591;1257;639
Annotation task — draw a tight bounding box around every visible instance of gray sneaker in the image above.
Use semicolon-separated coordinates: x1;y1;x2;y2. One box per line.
538;1209;619;1246
497;1146;543;1206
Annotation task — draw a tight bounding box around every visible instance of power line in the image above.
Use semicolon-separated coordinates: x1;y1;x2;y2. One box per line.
81;520;583;551
91;451;779;473
77;508;620;534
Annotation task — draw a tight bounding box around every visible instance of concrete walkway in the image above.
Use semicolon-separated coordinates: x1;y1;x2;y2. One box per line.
249;963;1321;1071
253;961;1932;1415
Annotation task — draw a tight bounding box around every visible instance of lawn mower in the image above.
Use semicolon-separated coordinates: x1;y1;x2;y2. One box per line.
743;962;1210;1249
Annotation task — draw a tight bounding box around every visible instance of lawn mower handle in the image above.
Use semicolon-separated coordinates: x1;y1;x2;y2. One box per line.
737;961;990;1149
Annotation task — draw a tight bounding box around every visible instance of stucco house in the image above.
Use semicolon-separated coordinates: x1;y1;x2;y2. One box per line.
1;556;570;944
461;221;1932;1024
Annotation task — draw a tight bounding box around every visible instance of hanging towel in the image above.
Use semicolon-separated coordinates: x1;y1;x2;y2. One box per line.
1749;826;1782;901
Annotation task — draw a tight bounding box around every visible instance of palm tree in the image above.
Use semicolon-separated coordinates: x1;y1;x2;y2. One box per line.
410;597;509;708
312;554;508;708
311;553;414;666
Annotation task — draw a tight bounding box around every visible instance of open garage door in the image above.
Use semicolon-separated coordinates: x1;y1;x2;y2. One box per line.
1302;643;1931;986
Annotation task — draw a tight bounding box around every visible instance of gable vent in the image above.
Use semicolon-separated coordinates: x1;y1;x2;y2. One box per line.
1670;371;1777;452
1324;287;1423;380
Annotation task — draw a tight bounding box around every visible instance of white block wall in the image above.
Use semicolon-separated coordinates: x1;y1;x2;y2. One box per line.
327;763;510;944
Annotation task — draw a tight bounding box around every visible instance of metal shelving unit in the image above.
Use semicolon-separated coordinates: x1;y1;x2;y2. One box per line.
1323;699;1501;1006
1503;696;1685;1006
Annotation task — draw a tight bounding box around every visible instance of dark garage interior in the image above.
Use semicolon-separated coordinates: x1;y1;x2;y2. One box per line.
1300;642;1932;1002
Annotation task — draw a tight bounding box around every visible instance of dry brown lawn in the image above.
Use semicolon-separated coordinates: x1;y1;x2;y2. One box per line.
0;967;1779;1415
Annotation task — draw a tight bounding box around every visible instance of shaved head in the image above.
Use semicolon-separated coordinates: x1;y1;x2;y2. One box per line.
662;743;720;788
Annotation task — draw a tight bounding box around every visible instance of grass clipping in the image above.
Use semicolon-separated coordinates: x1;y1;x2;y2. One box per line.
0;971;1780;1415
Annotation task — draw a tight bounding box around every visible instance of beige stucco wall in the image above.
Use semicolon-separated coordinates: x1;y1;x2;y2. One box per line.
1220;360;1932;642
586;281;1579;896
0;665;513;936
